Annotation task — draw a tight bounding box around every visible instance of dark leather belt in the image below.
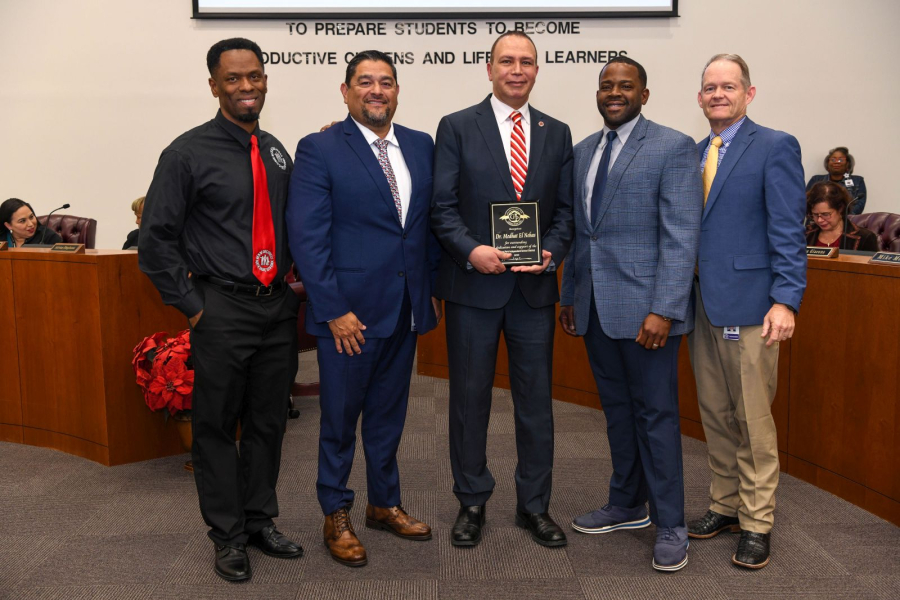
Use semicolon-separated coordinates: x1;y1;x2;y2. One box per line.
200;275;286;296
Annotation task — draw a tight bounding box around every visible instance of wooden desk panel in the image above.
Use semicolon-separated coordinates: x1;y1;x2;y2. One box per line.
0;259;23;442
789;257;900;503
14;260;108;446
1;249;186;465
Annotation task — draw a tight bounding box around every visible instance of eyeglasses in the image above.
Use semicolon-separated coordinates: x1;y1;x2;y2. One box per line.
811;211;836;220
828;157;846;163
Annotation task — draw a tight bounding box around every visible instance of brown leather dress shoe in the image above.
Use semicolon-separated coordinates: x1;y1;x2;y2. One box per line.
365;504;432;541
323;506;367;567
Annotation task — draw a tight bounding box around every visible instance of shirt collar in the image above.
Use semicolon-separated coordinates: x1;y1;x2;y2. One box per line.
491;95;530;128
214;109;260;148
601;113;640;146
708;116;746;147
351;117;398;149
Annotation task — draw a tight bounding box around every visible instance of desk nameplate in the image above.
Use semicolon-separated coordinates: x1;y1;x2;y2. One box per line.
869;251;900;266
50;243;85;254
0;242;7;251
807;246;838;258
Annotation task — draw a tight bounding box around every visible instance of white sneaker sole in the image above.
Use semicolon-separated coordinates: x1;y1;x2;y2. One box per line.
571;516;652;534
652;554;688;572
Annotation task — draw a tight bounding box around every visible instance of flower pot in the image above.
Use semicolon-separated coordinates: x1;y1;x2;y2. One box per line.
172;411;194;472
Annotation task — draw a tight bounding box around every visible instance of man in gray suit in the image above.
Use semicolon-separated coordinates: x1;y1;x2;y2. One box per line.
559;57;702;572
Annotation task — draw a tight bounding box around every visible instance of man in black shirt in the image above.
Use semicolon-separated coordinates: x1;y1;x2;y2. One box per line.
139;38;302;582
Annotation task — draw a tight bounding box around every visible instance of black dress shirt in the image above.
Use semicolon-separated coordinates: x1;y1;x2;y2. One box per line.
139;110;293;316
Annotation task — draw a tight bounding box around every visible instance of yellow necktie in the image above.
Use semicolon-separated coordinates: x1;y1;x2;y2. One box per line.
703;136;723;205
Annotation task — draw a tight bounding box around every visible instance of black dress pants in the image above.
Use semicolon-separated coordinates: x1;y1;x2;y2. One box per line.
190;280;299;546
445;283;556;514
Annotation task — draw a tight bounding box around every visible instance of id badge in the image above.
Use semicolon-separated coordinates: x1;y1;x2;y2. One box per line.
723;326;740;341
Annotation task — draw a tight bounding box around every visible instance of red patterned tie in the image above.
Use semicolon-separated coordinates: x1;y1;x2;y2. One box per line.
510;111;528;201
250;134;276;286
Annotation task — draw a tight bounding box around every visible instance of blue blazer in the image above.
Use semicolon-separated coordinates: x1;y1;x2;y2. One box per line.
286;115;439;338
561;115;702;339
696;118;807;327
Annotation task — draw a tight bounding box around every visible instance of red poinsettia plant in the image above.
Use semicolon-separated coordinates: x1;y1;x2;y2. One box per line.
132;330;194;416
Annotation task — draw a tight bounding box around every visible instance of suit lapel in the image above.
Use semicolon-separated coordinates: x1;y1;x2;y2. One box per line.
475;96;517;201
594;115;647;229
703;118;756;222
394;125;418;231
342;116;402;227
522;107;547;198
575;131;603;233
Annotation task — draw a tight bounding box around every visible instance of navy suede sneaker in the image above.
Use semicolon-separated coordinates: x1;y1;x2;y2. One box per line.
571;503;651;534
652;526;689;572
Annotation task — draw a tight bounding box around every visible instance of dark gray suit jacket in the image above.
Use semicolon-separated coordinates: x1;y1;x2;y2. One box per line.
431;94;574;310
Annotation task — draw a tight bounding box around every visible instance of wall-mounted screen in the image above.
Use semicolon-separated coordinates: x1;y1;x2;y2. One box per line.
193;0;678;19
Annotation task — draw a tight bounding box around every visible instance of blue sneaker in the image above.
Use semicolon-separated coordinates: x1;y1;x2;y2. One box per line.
652;526;689;572
571;503;651;534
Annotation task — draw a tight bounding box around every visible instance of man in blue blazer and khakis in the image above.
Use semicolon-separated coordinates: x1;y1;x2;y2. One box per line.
287;51;441;568
559;56;702;572
686;54;806;570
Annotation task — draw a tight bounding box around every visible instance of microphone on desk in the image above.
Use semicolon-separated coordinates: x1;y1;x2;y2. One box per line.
40;203;70;244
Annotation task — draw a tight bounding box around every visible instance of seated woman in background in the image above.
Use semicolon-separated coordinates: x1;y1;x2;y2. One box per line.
806;181;879;251
1;198;63;247
806;146;866;214
123;196;144;249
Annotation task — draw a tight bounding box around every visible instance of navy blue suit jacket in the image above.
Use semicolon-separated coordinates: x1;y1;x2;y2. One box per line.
696;118;807;327
287;115;439;338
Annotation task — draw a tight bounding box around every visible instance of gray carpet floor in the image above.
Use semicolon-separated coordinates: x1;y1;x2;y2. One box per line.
1;353;899;599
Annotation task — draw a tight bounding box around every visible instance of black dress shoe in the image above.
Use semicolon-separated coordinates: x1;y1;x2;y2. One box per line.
214;543;251;582
248;525;304;559
732;531;771;569
688;510;741;539
515;512;567;547
452;505;485;547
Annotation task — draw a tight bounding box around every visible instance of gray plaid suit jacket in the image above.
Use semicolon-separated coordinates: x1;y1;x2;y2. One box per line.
560;115;702;339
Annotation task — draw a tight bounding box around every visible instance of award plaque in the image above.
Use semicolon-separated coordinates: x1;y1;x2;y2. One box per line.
490;202;542;265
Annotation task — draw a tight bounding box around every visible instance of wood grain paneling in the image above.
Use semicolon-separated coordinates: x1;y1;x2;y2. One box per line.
789;261;900;502
13;259;108;446
1;249;189;465
0;260;23;428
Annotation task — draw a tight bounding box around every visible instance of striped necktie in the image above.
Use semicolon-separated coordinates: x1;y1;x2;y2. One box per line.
510;111;527;200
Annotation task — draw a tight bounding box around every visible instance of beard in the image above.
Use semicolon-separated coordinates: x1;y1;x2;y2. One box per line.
236;111;261;123
361;105;392;128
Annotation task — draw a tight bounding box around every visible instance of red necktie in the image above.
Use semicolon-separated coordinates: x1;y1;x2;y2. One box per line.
250;134;277;286
510;111;528;201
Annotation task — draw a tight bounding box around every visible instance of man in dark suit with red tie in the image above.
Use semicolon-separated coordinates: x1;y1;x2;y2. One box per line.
141;38;303;583
431;32;575;548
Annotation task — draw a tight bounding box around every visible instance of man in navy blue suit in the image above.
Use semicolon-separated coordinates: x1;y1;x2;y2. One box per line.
559;57;702;572
686;54;806;570
287;51;441;568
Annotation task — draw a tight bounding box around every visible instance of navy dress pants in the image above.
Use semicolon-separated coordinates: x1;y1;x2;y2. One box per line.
583;296;685;528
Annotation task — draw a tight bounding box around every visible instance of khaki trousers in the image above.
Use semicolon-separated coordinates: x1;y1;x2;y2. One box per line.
687;281;779;533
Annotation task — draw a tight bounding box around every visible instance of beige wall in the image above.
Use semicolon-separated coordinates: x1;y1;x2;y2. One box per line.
2;0;898;248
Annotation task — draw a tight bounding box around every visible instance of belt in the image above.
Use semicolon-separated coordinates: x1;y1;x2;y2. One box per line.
200;275;286;296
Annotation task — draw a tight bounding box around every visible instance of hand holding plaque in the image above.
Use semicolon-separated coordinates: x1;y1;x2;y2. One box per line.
490;202;542;266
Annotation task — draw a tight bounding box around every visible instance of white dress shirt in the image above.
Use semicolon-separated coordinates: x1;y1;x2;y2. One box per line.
352;118;412;227
491;95;532;170
584;114;641;215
